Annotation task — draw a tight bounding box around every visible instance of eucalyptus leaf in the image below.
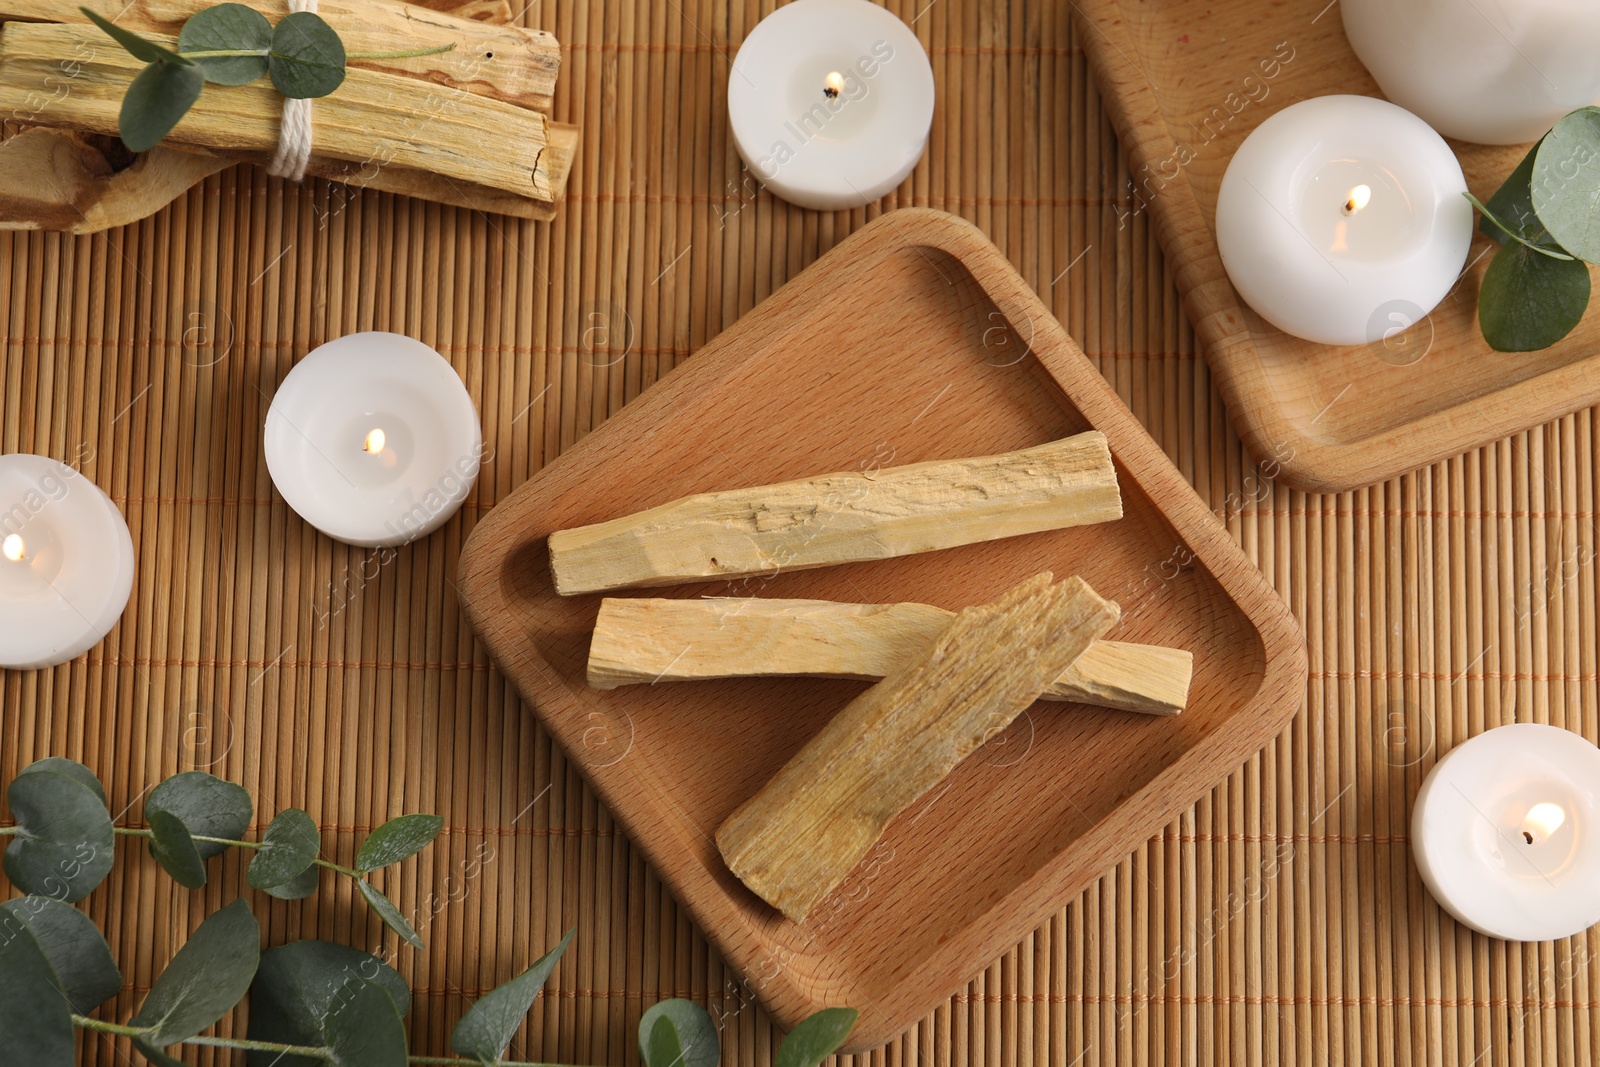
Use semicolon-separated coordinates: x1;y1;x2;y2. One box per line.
0;915;74;1067
451;927;575;1065
357;880;423;950
147;809;208;889
356;814;443;872
0;897;121;1013
1478;240;1591;351
638;999;720;1067
247;940;411;1067
131;900;260;1047
324;978;409;1067
81;7;192;66
260;863;320;900
19;757;107;804
147;771;252;860
3;768;115;903
249;808;320;890
776;1008;859;1067
178;3;271;85
268;11;346;99
1533;106;1600;262
119;61;205;153
1479;139;1545;246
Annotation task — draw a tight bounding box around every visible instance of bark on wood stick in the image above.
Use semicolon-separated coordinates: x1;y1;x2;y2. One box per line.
2;0;561;113
587;596;1190;715
716;573;1120;922
0;22;557;202
548;431;1122;596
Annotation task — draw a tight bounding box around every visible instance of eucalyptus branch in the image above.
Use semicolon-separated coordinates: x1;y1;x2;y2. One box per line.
3;757;858;1067
1461;192;1574;260
81;4;457;153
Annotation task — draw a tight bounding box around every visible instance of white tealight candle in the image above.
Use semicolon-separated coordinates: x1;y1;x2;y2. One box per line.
264;332;482;548
1413;723;1600;942
728;0;935;211
1343;0;1600;145
0;454;135;671
1214;95;1474;346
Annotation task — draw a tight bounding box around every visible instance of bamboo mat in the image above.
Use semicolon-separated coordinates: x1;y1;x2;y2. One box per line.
2;1;1598;1065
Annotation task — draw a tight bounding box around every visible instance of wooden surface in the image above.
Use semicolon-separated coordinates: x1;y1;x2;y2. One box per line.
456;208;1305;1050
3;0;1600;1064
1071;0;1600;493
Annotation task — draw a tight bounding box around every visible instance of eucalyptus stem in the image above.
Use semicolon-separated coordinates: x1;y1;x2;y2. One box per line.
73;1015;599;1067
346;44;457;59
113;824;364;877
1463;192;1577;261
176;47;268;59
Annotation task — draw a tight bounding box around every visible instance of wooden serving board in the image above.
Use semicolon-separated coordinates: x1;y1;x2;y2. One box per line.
1069;0;1600;492
456;209;1306;1051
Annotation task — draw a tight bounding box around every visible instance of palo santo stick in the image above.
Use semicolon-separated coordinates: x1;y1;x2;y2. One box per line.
717;573;1121;922
549;431;1122;596
586;597;1191;715
3;0;560;113
0;22;557;202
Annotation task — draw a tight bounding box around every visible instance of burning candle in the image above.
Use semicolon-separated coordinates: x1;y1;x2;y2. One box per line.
1343;0;1600;145
0;454;135;671
727;0;935;211
1214;95;1474;346
263;332;483;548
1412;723;1600;941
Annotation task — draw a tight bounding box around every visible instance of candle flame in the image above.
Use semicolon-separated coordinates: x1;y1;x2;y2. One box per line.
823;71;846;99
363;428;387;454
2;534;23;562
1521;802;1567;845
1342;184;1372;217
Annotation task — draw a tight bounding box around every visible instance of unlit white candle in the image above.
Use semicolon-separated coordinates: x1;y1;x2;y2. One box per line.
727;0;934;211
1343;0;1600;145
1214;95;1473;346
0;454;134;670
1413;723;1600;942
264;332;482;548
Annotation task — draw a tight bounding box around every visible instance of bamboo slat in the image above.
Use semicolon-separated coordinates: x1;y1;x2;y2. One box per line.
3;0;1599;1065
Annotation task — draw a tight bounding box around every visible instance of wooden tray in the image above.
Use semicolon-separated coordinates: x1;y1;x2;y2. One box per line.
456;209;1306;1052
1070;0;1600;492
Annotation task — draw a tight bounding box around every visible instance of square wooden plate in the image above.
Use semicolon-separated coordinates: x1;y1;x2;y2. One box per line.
1070;0;1600;492
457;209;1305;1052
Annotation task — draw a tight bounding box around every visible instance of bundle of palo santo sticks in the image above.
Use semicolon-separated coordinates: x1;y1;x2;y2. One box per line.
0;0;575;232
546;431;1197;922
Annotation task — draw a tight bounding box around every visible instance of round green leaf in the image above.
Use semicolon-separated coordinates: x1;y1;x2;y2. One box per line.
356;814;443;872
248;940;411;1067
249;808;320;890
638;999;720;1067
451;927;575;1064
357;880;423;950
131;899;260;1047
0;913;75;1067
260;863;320;900
19;758;107;804
147;809;208;889
268;11;346;99
0;897;122;1013
776;1007;860;1067
80;7;192;66
1478;242;1591;352
147;771;252;860
1533;107;1600;263
119;61;205;153
179;3;271;85
325;979;409;1067
3;769;115;903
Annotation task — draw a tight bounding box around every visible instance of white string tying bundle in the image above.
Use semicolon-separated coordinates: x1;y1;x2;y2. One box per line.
265;0;317;181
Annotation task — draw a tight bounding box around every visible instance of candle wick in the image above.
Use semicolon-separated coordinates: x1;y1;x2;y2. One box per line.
1342;184;1372;217
1523;830;1535;845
